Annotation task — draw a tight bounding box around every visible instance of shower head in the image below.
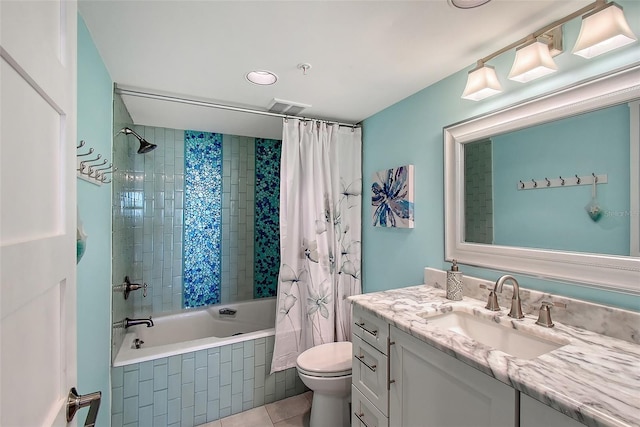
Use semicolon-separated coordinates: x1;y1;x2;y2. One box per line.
119;127;157;154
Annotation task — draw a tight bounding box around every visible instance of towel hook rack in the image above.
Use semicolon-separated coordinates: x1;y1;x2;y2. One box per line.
77;141;113;186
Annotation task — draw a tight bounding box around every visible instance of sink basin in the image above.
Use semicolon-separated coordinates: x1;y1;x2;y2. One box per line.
419;311;566;359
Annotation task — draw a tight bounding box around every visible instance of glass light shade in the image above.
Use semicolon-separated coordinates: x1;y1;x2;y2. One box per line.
573;3;638;59
461;65;502;101
508;40;558;83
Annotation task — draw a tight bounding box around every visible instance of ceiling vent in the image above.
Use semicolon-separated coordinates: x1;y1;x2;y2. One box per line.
267;98;311;116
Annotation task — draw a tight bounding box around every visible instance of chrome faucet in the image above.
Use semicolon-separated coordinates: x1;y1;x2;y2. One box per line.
485;275;524;319
124;317;154;328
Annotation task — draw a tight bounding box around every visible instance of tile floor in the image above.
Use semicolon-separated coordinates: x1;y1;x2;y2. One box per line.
201;391;312;427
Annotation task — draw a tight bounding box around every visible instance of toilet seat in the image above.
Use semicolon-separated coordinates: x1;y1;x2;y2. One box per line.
296;341;352;377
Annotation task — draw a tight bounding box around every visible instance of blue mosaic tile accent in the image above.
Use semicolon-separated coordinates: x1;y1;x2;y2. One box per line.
184;131;223;307
254;139;281;298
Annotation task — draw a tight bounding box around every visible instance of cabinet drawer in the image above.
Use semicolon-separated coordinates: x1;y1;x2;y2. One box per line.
353;305;389;354
352;385;388;427
352;335;389;415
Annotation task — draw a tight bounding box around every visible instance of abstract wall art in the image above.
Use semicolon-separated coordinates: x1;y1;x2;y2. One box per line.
371;164;415;228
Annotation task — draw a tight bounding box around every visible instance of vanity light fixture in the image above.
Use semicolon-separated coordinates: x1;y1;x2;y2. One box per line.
461;0;637;101
573;2;638;58
245;70;278;85
508;38;558;83
461;62;502;101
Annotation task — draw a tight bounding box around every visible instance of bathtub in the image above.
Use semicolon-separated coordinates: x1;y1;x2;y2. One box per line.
113;297;276;366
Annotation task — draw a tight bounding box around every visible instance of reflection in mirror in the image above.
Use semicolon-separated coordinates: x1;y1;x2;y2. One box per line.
444;65;640;293
464;102;634;257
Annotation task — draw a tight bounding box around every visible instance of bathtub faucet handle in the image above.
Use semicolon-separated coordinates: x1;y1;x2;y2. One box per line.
122;276;148;300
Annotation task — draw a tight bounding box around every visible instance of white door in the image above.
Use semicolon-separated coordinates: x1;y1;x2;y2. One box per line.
1;1;79;426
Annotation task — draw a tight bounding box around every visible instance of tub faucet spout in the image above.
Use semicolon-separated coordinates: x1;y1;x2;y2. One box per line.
124;317;154;328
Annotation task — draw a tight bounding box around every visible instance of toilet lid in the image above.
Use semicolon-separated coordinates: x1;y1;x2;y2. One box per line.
296;341;352;377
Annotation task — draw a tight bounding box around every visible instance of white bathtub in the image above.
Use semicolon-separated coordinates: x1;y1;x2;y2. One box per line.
113;297;276;366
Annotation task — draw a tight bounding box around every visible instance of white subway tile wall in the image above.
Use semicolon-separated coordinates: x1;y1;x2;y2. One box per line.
120;128;257;316
111;94;135;361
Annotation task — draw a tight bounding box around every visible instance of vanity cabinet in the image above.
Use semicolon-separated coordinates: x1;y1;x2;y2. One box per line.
520;394;585;427
352;306;390;427
388;325;518;427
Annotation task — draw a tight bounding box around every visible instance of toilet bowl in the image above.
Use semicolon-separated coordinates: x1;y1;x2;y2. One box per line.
296;341;352;427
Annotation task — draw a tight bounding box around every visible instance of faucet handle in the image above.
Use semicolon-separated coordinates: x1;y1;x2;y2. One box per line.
535;301;555;327
485;291;501;311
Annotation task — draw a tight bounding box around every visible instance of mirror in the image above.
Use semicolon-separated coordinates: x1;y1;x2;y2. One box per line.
444;65;640;293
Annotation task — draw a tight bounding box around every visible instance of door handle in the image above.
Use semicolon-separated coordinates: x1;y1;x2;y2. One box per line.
67;387;102;427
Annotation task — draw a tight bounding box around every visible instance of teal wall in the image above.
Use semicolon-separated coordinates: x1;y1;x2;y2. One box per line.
493;104;630;255
362;0;640;311
77;15;113;426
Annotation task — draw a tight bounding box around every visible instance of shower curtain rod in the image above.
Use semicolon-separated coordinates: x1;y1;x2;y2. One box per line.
115;86;361;128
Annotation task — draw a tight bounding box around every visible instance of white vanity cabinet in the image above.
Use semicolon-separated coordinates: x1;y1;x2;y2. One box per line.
388;325;518;427
352;306;391;427
520;394;585;427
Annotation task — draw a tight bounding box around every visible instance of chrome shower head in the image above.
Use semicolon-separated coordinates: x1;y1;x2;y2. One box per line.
119;127;157;154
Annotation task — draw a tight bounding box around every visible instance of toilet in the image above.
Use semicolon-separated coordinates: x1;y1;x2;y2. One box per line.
296;341;352;427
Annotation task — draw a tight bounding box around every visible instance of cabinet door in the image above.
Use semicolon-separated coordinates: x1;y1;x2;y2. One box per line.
353;335;389;415
389;326;517;427
521;394;585;427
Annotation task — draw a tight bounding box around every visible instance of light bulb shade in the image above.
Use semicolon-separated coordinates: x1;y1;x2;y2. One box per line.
508;40;558;83
573;2;637;59
461;64;502;101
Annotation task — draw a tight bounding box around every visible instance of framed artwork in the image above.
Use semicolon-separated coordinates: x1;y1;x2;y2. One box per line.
371;164;415;228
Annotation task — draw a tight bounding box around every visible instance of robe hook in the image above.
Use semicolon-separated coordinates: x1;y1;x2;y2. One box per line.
87;159;108;175
77;147;94;157
532;179;537;188
592;172;598;183
575;174;581;184
559;176;565;186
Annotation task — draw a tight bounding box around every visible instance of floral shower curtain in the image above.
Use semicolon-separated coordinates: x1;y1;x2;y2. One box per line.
271;119;362;373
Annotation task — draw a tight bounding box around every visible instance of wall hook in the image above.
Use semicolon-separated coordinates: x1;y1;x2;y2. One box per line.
519;180;525;189
87;159;108;175
575;174;581;184
592;172;598;183
91;163;113;178
532;179;537;188
77;147;94;157
559;176;565;186
77;140;86;149
79;154;102;173
545;177;551;187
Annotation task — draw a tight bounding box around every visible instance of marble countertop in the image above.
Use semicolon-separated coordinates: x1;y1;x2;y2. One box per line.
349;285;640;427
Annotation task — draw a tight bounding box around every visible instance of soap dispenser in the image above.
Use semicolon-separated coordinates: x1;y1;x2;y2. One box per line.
446;260;463;301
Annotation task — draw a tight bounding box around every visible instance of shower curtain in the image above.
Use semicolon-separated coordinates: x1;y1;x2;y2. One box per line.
271;119;362;373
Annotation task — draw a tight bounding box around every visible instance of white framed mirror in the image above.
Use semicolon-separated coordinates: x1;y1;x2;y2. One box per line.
444;64;640;294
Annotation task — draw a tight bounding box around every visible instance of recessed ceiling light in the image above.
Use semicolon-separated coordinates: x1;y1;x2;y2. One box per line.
246;70;278;85
449;0;491;9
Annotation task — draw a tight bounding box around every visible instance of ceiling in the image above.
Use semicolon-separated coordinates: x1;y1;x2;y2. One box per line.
79;0;590;140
